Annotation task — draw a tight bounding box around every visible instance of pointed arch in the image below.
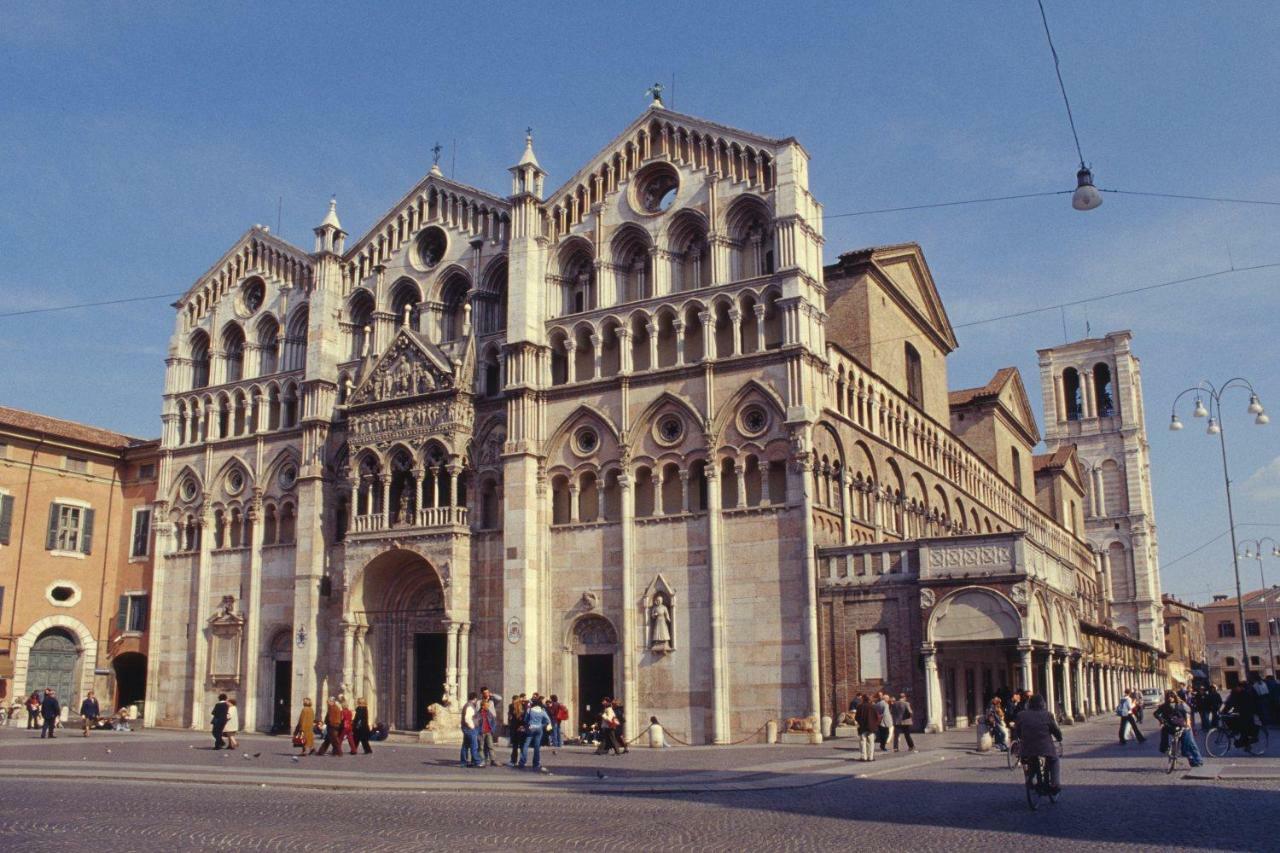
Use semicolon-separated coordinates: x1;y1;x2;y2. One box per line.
262;447;301;496
709;378;787;443
211;455;255;498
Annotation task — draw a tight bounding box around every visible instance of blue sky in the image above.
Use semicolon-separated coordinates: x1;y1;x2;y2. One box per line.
1;1;1276;603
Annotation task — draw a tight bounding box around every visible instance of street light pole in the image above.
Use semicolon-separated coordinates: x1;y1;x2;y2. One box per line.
1170;378;1269;685
1240;538;1279;677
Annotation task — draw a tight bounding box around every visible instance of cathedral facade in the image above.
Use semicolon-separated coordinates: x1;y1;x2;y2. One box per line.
147;100;1162;741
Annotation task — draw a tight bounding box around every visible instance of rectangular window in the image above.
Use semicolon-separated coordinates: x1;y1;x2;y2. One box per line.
130;508;152;558
1011;447;1023;492
1246;620;1260;636
1218;621;1236;638
0;493;14;545
904;344;924;407
64;456;88;473
1250;656;1261;666
1225;656;1236;666
858;630;888;681
139;463;156;480
46;502;94;554
116;594;149;633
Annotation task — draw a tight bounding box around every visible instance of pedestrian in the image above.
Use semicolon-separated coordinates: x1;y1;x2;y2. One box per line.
477;687;498;766
1206;683;1223;730
890;692;918;752
225;698;240;750
546;693;567;749
316;698;343;756
40;688;61;739
520;698;552;771
27;692;42;729
507;694;527;766
340;700;356;754
597;698;623;755
353;698;373;755
613;701;630;753
294;697;315;755
1116;690;1145;745
210;692;229;749
874;691;892;752
80;690;100;738
854;694;880;761
460;691;481;767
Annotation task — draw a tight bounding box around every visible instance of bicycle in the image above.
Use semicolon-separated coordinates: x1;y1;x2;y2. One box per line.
1204;713;1269;758
1021;743;1062;811
1006;737;1021;770
1166;726;1188;774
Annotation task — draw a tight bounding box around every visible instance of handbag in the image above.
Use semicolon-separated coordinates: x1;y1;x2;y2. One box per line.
291;732;305;747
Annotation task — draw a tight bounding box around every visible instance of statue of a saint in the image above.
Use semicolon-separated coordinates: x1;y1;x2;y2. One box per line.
398;492;412;525
649;594;672;651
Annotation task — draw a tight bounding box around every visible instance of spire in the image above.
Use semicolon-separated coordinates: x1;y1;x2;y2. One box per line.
516;127;541;169
319;196;342;230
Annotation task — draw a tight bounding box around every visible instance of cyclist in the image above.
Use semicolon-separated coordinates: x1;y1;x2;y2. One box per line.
1222;683;1259;749
1016;694;1062;794
1153;689;1203;767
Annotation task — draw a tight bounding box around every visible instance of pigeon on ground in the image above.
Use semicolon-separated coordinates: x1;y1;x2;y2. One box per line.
105;748;112;754
290;756;300;763
253;752;261;758
243;753;252;760
596;770;607;779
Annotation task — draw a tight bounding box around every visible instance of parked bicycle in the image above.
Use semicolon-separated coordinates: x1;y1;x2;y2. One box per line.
1205;712;1269;757
1021;743;1062;811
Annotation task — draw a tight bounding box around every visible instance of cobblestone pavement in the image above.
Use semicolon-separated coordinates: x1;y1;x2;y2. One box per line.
1;719;1275;851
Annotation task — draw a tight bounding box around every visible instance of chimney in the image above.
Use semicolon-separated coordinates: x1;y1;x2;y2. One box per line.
1212;595;1228;602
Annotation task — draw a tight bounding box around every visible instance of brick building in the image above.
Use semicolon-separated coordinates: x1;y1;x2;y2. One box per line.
0;406;158;714
1203;587;1280;686
1162;594;1206;687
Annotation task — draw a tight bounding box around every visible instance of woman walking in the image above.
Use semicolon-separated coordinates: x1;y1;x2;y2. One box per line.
340;700;356;755
294;697;315;755
352;698;372;755
316;698;344;756
224;698;241;751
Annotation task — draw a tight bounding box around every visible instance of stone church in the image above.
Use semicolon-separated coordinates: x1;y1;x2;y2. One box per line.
147;97;1163;741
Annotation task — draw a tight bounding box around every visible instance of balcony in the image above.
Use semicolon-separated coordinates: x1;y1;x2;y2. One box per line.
350;506;469;536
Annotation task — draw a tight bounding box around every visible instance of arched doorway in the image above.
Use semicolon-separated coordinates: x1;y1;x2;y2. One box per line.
570;614;618;734
350;549;449;731
112;652;147;709
928;588;1022;729
26;629;80;704
269;630;292;733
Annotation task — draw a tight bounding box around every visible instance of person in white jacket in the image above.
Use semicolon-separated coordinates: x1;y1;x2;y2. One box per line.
225;698;241;750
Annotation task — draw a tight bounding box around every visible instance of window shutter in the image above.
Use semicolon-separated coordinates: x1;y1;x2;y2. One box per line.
46;503;61;550
80;508;95;554
117;595;128;631
136;596;149;632
0;494;14;545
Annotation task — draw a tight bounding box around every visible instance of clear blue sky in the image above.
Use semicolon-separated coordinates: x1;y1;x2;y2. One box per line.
1;1;1277;604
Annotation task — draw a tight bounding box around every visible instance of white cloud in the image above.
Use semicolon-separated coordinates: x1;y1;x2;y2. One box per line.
1243;455;1280;502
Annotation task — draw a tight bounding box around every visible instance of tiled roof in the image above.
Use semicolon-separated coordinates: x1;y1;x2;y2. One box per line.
948;367;1019;408
1203;587;1280;609
1033;446;1076;472
0;405;149;451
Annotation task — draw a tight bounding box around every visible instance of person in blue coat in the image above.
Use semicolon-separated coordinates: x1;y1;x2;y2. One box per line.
80;691;100;738
40;688;61;739
519;699;552;771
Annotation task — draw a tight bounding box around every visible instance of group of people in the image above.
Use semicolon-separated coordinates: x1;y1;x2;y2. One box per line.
847;691;916;761
6;689;134;736
456;690;624;771
290;696;383;756
1186;676;1272;750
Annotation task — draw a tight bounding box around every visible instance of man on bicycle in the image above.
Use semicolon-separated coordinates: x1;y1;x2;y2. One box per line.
1016;694;1062;793
1222;683;1259;749
1153;689;1203;767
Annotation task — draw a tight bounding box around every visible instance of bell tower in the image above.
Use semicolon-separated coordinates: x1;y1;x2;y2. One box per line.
1038;331;1163;645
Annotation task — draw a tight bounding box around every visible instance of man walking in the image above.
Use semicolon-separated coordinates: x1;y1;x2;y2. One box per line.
1117;690;1145;745
80;690;100;738
519;698;551;772
460;692;481;767
874;691;892;752
210;693;230;749
891;692;917;752
40;688;61;739
478;687;498;766
854;694;880;762
546;694;567;749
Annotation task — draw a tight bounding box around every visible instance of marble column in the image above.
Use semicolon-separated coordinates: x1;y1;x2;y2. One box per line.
1018;640;1034;692
1059;652;1074;724
619;473;636;732
923;644;944;733
705;464;728;743
341;622;356;695
242;497;265;729
457;623;470;702
445;623;459;704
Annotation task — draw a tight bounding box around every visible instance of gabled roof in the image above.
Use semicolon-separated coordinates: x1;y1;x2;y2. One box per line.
827;243;959;354
177;226;312;306
347;325;462;408
0;405;151;451
949;366;1041;445
544;104;792;208
1033;445;1083;490
1203;586;1280;610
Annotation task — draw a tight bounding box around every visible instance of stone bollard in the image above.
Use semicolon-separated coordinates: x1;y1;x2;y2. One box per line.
766;719;779;744
649;724;665;748
821;715;833;738
976;724;993;752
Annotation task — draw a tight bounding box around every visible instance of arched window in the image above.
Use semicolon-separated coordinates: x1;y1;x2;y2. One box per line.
190;331;211;389
558;242;595;316
439;272;469;342
348;290;374;360
390;280;421;329
278;503;296;544
670;212;711;292
904;343;923;407
282;307;308;372
726;199;774;281
256;316;279;375
263;504;278;544
548;330;569;386
478;260;508;334
1063;368;1082;420
1094;362;1115;417
612;226;653;304
222;324;245;383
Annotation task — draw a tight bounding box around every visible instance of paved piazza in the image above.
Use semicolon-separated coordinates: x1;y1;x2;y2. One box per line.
1;719;1275;851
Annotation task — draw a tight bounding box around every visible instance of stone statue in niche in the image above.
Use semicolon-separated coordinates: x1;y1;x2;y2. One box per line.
649;592;673;652
398;492;412;525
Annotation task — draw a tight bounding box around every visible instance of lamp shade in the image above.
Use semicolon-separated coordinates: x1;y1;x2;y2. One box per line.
1248;393;1264;415
1072;167;1103;211
1169;414;1183;431
1206;417;1221;435
1193;399;1209;418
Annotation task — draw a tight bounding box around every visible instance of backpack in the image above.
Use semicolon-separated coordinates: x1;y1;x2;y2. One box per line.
555;704;569;722
1115;700;1128;717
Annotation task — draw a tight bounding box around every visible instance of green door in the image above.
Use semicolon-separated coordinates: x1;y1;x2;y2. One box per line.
26;630;80;705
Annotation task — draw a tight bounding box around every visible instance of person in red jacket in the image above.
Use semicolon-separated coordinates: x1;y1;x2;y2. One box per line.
340;700;356;754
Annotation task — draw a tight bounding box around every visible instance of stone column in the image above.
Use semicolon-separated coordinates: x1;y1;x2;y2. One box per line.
1044;649;1056;712
705;463;729;743
414;467;426;517
618;327;632;375
753;304;766;352
1072;655;1085;720
654;468;666;517
679;470;690;514
619;473;636;733
734;462;747;509
445;623;459;704
1017;640;1034;691
189;506;214;727
1058;651;1073;724
699;310;714;362
353;626;367;701
1082;368;1096;419
242;497;265;729
590;333;602;380
923;643;944;733
729;307;743;356
568;482;580;524
796;449;823;741
341;622;356;695
564;339;577;383
381;477;392;528
447;465;460;508
673;319;686;365
457;623;470;701
646;321;658;369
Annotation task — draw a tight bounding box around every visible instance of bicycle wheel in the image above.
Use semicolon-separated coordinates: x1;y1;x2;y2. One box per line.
1008;739;1020;770
1205;728;1232;758
1024;766;1038;811
1247;727;1268;756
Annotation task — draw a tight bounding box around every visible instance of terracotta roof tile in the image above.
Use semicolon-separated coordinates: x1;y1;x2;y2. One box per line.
0;405;149;451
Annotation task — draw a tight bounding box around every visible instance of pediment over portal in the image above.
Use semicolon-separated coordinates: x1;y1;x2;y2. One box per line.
349;328;456;407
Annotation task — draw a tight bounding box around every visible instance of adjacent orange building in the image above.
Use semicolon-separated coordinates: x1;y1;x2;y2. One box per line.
0;406;158;714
